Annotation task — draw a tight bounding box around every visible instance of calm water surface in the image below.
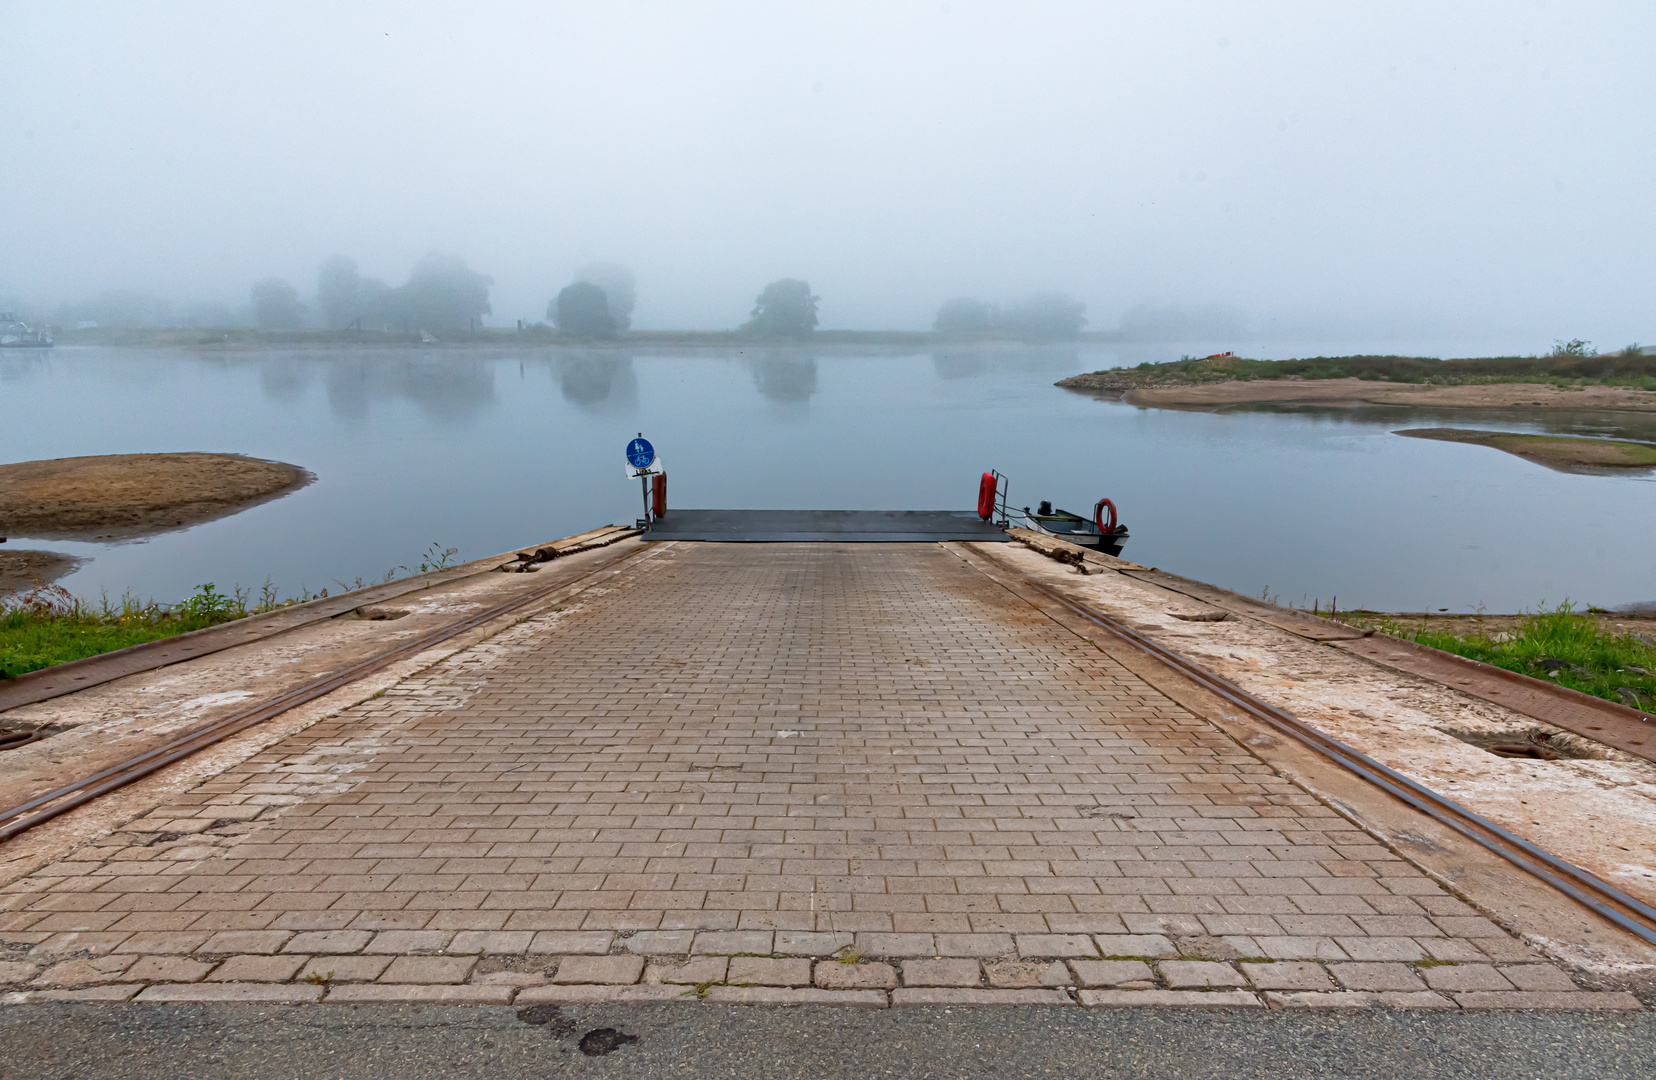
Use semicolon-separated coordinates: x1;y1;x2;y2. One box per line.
3;344;1652;613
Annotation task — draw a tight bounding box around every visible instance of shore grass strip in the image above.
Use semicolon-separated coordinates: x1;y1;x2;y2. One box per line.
1063;352;1656;391
1344;604;1656;712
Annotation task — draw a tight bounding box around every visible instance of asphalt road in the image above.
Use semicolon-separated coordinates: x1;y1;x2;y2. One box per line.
3;1004;1653;1079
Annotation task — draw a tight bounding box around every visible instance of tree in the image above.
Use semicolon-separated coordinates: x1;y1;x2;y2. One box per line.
573;263;636;332
391;252;492;331
744;278;818;337
317;256;395;329
551;281;617;339
1004;291;1086;339
251;278;303;329
933;297;999;336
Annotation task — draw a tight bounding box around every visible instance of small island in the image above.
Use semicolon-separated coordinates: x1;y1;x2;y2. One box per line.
1394;428;1656;472
1;452;312;592
0;452;313;542
1057;352;1656;413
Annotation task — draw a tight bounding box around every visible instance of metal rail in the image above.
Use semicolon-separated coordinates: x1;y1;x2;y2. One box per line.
1019;576;1656;949
0;526;635;715
0;544;650;844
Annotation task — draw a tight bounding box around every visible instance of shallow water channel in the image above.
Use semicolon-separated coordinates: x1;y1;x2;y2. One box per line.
3;343;1653;613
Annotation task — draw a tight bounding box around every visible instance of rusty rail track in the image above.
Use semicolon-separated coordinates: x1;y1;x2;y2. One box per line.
0;541;650;844
1010;528;1656;763
0;526;635;715
1019;576;1656;949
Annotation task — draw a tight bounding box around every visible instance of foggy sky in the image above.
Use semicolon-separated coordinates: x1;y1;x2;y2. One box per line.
3;1;1652;343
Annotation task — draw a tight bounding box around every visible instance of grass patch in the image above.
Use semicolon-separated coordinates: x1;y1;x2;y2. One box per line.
1060;351;1656;391
0;583;260;679
1;542;463;679
1344;604;1656;712
835;944;868;964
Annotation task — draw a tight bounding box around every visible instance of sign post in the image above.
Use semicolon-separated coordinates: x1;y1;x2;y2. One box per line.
624;434;663;530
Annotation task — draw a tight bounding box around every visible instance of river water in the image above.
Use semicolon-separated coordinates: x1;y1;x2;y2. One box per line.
3;344;1653;613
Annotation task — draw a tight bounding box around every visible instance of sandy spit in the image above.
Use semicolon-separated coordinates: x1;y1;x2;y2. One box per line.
0;452;312;542
1063;377;1656;413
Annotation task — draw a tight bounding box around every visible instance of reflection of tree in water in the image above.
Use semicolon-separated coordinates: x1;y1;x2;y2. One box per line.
748;354;817;403
403;359;495;421
556;351;637;409
256;351;496;422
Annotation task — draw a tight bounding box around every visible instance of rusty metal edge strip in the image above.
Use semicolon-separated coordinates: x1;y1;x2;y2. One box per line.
989;565;1656;947
1332;633;1656;729
1017;527;1656;759
0;541;657;844
1081;544;1656;744
0;526;635;715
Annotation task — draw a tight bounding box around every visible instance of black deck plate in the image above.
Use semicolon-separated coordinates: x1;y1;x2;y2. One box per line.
644;510;1010;543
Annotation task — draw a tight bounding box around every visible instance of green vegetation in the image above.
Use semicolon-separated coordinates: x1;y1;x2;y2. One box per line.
1;540;462;678
1395;429;1656;470
1;583;260;679
1344;604;1656;712
1066;349;1656;391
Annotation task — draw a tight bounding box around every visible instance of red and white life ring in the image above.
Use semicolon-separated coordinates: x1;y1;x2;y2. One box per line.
1094;497;1118;534
977;472;998;520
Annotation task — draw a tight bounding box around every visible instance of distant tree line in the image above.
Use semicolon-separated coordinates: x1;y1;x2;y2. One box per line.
933;292;1087;339
43;265;1114;341
544;272;818;340
313;253;493;332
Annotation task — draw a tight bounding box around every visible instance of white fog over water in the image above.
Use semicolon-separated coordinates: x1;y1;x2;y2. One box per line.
3;2;1653;344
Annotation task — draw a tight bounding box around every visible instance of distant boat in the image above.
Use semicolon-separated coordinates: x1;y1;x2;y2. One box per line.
0;313;52;348
1021;498;1130;557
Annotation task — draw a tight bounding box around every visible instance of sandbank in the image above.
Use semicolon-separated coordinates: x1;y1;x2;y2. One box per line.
0;452;312;542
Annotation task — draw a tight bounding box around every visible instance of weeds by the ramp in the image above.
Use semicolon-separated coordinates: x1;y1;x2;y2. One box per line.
0;541;462;679
0;583;254;679
1345;603;1656;712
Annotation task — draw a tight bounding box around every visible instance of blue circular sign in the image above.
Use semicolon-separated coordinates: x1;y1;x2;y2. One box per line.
626;437;656;469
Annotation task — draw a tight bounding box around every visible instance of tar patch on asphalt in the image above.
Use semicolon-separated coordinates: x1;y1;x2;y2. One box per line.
578;1028;638;1057
515;1004;575;1036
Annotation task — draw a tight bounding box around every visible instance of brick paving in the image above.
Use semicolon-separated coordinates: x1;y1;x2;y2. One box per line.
0;543;1638;1008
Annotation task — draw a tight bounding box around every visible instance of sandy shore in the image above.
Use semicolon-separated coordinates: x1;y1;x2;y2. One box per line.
1058;376;1656;412
0;549;84;595
1396;428;1656;471
0;452;312;542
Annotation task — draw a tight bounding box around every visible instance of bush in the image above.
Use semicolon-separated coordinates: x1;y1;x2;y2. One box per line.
1550;338;1596;358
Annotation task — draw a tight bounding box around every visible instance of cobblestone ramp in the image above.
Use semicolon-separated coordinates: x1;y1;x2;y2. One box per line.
0;544;1637;1008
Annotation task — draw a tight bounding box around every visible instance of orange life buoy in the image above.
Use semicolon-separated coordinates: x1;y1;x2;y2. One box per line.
977;472;998;520
652;473;666;519
1094;497;1117;534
